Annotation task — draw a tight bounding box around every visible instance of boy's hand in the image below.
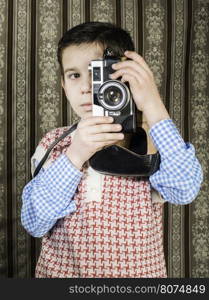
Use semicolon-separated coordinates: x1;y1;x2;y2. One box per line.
66;116;124;170
110;50;170;127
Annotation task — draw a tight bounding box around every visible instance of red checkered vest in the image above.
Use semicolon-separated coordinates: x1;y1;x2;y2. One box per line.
34;126;167;278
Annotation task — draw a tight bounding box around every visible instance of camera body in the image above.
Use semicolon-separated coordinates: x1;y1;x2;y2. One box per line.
88;53;136;133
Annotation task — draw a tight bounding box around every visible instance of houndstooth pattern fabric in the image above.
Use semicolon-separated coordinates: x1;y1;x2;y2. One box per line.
35;126;166;278
40;126;71;160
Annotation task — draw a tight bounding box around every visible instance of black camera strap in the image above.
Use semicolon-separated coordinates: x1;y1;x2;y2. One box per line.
33;123;78;177
33;123;160;178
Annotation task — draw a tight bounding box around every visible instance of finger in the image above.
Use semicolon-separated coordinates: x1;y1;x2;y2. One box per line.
111;69;140;87
124;51;153;76
92;132;124;142
112;59;152;79
120;73;139;86
112;60;142;72
88;123;122;134
110;67;142;84
112;61;152;84
78;116;114;128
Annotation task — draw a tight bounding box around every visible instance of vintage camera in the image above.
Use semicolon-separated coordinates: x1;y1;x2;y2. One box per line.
88;48;136;133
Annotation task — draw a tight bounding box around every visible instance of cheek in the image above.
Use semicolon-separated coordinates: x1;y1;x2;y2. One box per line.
65;86;72;98
64;86;79;108
63;83;75;99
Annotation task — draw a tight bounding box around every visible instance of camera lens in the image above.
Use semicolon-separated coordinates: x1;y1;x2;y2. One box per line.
104;86;123;107
98;80;130;111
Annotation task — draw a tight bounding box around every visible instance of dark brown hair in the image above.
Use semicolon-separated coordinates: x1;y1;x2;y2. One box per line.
57;21;135;76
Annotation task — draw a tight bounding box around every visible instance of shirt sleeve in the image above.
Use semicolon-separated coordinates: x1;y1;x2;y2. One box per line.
21;154;83;237
149;119;203;205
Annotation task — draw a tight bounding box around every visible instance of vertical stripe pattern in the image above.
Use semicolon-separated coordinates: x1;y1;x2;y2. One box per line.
0;0;208;278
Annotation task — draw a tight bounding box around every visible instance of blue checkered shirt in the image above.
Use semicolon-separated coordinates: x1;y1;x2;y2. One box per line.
21;119;203;237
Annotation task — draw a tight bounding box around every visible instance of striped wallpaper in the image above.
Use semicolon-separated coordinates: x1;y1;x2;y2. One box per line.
0;0;208;278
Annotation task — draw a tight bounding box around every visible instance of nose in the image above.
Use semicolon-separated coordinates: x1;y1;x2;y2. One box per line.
81;73;91;94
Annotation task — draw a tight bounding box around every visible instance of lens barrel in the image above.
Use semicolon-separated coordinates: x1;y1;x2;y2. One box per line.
97;80;130;111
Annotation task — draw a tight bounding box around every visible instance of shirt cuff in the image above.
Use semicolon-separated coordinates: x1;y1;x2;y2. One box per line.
39;154;83;193
149;119;186;159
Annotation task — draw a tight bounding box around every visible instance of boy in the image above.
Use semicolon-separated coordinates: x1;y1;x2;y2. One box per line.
21;22;202;278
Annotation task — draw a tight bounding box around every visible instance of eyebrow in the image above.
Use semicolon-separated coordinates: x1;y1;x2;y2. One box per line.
64;67;79;74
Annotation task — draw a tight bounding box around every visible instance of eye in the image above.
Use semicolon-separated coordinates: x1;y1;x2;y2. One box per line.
67;73;80;79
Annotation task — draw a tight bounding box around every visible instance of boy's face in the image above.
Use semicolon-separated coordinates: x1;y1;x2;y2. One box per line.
61;43;104;119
